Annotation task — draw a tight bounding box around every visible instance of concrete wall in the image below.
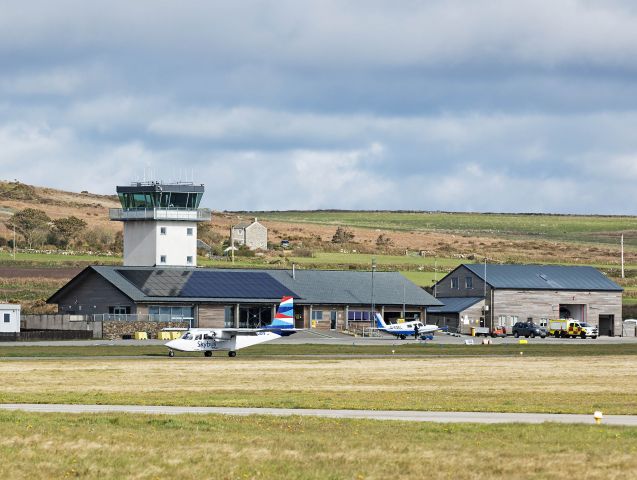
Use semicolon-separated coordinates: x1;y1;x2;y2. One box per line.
124;220;197;267
123;221;156;266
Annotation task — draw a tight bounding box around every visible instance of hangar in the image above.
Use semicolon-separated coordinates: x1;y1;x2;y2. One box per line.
433;264;623;336
48;266;441;333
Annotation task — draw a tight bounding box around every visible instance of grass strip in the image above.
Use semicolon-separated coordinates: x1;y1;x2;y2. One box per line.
1;411;636;479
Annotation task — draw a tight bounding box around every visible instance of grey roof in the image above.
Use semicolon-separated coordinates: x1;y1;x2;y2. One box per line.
462;264;622;291
428;297;483;314
65;266;441;307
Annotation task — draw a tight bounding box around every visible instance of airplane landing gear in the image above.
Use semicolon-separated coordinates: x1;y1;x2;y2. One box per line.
168;350;174;358
228;351;237;358
204;351;213;357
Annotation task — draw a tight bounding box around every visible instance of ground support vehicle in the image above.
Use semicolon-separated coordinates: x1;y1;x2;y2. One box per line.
471;326;506;338
548;319;598;339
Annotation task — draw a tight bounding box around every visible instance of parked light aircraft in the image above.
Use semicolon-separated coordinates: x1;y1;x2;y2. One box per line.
374;312;440;340
165;296;296;357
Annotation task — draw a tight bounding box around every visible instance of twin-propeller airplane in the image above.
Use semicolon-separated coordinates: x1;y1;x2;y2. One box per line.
165;296;296;358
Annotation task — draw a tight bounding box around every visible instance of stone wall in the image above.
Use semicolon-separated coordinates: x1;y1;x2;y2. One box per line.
103;320;190;340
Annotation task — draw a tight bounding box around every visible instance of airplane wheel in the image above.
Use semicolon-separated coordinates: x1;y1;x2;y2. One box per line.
400;335;406;340
228;351;237;357
204;351;213;357
168;350;174;358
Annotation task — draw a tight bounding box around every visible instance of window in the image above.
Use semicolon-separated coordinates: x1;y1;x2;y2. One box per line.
186;228;193;236
311;310;323;321
347;311;370;322
108;306;131;315
149;306;194;321
465;276;473;289
451;277;459;289
160;255;167;264
3;313;9;323
160;227;166;235
186;256;193;265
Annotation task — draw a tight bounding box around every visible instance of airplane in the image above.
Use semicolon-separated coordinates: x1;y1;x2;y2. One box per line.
165;296;296;357
374;312;440;340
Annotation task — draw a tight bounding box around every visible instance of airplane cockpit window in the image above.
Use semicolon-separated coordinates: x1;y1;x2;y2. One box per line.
182;332;193;340
195;334;202;340
203;334;214;340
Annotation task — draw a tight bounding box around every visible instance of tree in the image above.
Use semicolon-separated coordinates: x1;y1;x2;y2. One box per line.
5;208;51;248
376;234;393;250
331;226;355;244
51;216;87;248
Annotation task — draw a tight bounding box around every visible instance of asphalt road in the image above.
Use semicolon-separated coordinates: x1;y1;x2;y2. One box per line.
0;403;634;426
2;330;636;347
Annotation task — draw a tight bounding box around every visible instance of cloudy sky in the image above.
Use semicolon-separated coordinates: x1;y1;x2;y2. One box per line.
2;0;637;213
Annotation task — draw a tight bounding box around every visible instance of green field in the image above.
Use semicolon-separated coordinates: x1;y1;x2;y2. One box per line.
1;349;637;414
254;210;637;246
2;412;635;480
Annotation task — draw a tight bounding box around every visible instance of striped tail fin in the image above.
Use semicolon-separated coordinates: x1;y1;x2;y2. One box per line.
375;312;387;329
268;296;295;329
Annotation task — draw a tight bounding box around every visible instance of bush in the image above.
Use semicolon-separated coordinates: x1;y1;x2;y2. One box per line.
292;248;314;258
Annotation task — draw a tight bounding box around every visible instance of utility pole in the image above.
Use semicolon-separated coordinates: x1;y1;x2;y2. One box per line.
12;224;16;260
621;234;625;279
230;227;234;264
370;257;376;329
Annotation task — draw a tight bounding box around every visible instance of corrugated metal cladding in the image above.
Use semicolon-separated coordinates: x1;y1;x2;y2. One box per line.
463;264;622;291
92;266;440;306
428;297;483;314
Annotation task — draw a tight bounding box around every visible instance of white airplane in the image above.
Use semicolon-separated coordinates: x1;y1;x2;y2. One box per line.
374;313;440;340
165;296;296;357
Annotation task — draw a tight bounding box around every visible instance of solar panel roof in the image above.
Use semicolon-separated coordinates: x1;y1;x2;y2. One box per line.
117;269;298;299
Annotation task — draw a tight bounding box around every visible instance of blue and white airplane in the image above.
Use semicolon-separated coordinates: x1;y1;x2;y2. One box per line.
165;296;296;357
374;313;440;340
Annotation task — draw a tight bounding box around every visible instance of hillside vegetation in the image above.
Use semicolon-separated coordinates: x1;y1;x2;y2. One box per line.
1;180;636;314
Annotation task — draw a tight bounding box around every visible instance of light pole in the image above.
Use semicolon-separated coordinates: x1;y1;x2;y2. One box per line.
370;257;376;328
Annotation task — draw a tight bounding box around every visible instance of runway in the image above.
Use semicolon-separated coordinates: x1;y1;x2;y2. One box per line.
1;403;635;426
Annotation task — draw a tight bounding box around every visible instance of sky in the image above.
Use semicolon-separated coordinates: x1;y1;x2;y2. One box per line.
2;0;637;214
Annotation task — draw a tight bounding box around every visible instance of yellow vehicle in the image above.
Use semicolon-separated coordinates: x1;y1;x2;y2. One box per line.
547;319;598;339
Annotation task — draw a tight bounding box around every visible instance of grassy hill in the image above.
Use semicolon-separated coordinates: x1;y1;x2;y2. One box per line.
1;180;636;314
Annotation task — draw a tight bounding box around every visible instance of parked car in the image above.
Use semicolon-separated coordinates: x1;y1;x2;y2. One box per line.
512;322;547;338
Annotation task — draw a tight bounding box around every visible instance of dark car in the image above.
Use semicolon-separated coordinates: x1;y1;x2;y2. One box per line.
512;322;547;338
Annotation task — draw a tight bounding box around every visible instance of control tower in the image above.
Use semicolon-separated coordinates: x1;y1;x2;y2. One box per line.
110;181;211;267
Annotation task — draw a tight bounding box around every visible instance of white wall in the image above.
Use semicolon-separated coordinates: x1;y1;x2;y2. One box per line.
123;221;157;266
155;221;198;267
0;304;20;333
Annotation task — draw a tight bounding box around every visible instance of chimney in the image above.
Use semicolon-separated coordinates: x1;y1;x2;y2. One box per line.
254;217;258;223
292;263;296;279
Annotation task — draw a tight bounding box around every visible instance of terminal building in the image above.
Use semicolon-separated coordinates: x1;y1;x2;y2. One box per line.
46;181;440;335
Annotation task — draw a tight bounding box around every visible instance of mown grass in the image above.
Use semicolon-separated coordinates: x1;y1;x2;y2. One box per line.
254;210;637;246
2;343;637;358
1;411;636;480
1;355;637;414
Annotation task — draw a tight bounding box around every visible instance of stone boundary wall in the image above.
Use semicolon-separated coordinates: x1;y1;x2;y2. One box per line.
103;321;190;340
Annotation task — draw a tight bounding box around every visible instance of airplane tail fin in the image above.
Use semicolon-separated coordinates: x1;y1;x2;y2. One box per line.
267;296;295;329
374;312;387;329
